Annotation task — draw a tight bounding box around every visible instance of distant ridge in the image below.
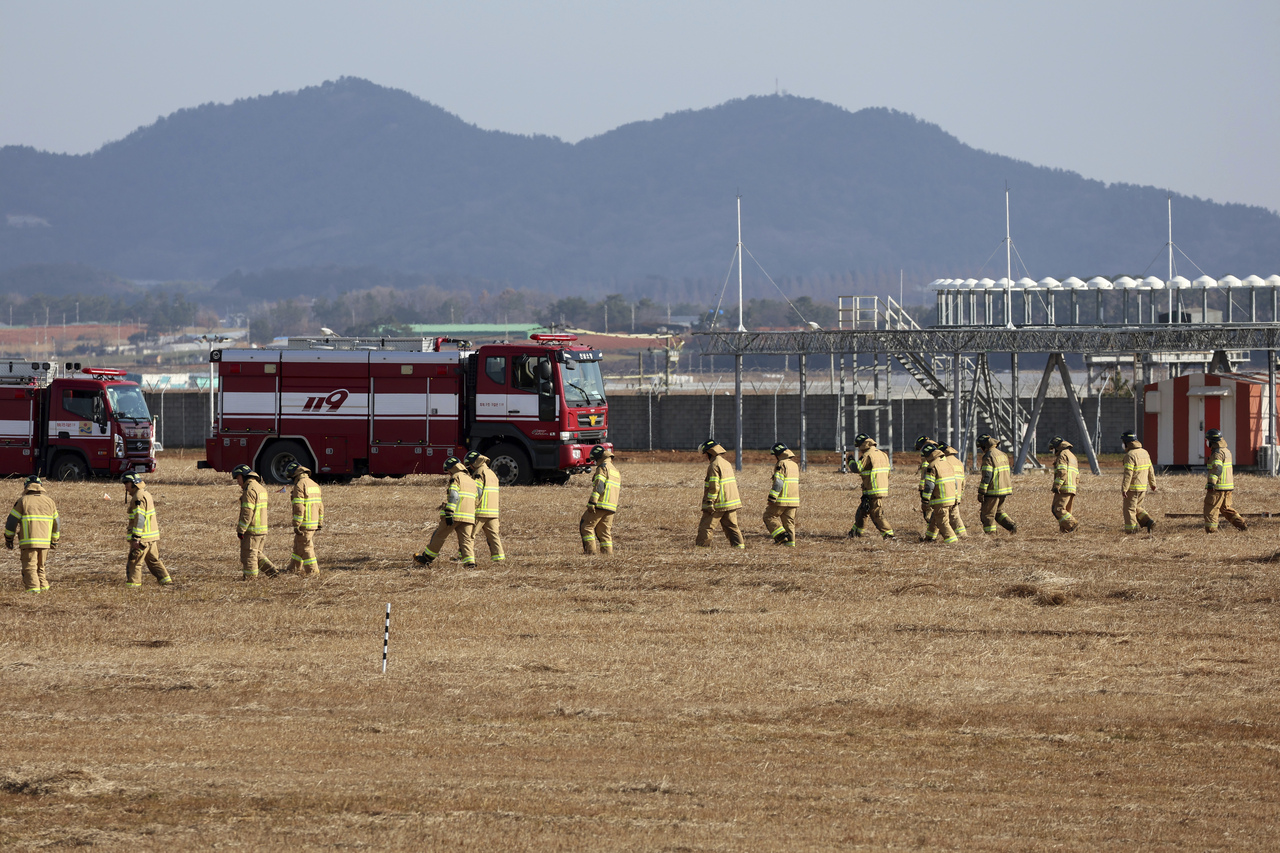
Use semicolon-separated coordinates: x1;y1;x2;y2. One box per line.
2;77;1277;294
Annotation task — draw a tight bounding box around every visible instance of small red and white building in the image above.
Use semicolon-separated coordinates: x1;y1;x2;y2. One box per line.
1143;372;1270;466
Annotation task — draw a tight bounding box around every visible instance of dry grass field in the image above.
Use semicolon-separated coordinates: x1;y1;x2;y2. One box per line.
2;449;1279;851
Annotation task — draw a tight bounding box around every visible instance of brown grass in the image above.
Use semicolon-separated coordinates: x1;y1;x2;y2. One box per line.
1;449;1278;850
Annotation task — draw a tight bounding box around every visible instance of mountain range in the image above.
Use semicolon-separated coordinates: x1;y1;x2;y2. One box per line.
3;77;1278;299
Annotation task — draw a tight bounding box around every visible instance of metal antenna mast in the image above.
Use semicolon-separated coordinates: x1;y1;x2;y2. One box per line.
736;195;746;332
1005;184;1015;329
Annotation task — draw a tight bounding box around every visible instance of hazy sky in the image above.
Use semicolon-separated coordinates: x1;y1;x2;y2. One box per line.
3;1;1277;213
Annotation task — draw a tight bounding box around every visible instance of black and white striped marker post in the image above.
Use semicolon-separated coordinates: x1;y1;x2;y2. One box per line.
382;603;390;673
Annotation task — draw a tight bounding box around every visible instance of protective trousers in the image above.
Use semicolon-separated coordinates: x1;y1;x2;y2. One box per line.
852;497;893;538
979;495;1016;533
240;533;277;577
1204;490;1247;532
925;505;958;543
291;529;319;575
579;507;615;554
763;504;797;544
20;547;48;592
948;505;968;537
1052;492;1078;532
697;509;745;548
1122;491;1153;534
424;520;475;566
474;517;505;562
126;541;171;586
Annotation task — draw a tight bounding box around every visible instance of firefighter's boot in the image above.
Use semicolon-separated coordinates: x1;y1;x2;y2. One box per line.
412;551;433;567
1231;518;1249;532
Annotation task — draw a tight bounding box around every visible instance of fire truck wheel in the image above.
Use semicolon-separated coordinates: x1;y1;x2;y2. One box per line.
51;454;89;481
487;443;533;487
260;440;314;485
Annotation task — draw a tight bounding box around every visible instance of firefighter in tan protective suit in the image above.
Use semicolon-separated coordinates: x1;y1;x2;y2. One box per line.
696;439;745;548
848;433;894;539
1120;430;1157;534
763;442;799;546
414;456;477;567
941;443;968;537
1204;429;1248;533
913;435;935;522
1048;435;1080;533
464;451;505;563
286;461;324;575
919;443;958;543
232;464;278;579
580;445;621;554
5;475;59;593
976;433;1017;534
122;472;172;587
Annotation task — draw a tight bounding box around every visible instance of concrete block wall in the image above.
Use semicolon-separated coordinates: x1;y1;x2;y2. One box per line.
608;393;1143;454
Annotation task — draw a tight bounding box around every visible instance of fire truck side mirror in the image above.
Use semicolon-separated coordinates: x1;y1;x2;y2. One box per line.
536;360;553;382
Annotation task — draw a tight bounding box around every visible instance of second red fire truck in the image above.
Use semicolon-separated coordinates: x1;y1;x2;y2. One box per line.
199;334;610;485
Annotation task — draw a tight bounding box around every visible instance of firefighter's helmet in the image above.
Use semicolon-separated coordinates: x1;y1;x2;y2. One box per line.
231;464;253;479
1206;429;1223;444
24;475;40;487
121;472;142;487
1121;430;1138;447
590;445;613;461
914;435;934;451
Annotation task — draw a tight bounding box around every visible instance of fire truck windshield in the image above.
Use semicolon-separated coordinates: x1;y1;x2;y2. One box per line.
106;385;151;421
561;359;606;407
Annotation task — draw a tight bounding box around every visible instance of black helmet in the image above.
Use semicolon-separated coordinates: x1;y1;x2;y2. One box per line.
1206;428;1222;443
284;461;302;478
24;475;41;487
463;450;482;466
1048;435;1064;451
854;433;872;447
770;442;789;456
443;456;462;470
699;439;718;454
1121;430;1138;446
231;464;253;478
589;445;609;461
914;435;933;451
920;442;938;456
121;472;142;486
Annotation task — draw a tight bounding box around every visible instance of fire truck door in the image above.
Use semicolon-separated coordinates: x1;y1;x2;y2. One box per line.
371;377;429;445
1194;397;1206;465
0;388;36;475
319;437;348;472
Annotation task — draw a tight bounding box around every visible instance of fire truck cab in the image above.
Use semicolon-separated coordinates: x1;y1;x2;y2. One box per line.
200;334;610;485
0;361;157;480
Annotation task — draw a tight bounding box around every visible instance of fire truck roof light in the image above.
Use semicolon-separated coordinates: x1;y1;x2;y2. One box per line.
82;368;128;377
530;334;578;343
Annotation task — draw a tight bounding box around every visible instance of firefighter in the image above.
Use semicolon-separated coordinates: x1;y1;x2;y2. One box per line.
976;433;1017;534
764;442;799;546
848;433;894;540
580;445;621;554
1048;435;1080;533
464;451;505;563
232;464;277;579
919;443;958;543
1120;430;1157;534
1204;428;1247;533
941;443;969;537
286;461;324;575
414;456;477;567
914;435;935;522
4;475;59;593
122;472;172;587
696;439;745;548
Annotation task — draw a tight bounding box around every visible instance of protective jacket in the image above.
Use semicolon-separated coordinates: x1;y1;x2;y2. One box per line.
291;470;325;530
5;485;59;548
1121;442;1156;492
238;475;269;535
921;449;957;506
471;458;500;518
1207;442;1234;490
769;452;800;505
588;459;621;511
857;447;890;497
127;487;161;542
979;448;1013;497
942;446;965;499
442;471;478;523
1053;444;1079;494
703;453;742;511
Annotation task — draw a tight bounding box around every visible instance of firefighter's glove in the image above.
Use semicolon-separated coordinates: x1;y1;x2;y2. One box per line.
315;525;322;532
4;538;12;551
858;495;870;515
443;514;454;527
48;540;57;550
976;492;984;505
237;530;245;540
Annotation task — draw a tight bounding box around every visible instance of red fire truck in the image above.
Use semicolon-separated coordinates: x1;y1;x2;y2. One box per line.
0;360;157;480
198;335;610;485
